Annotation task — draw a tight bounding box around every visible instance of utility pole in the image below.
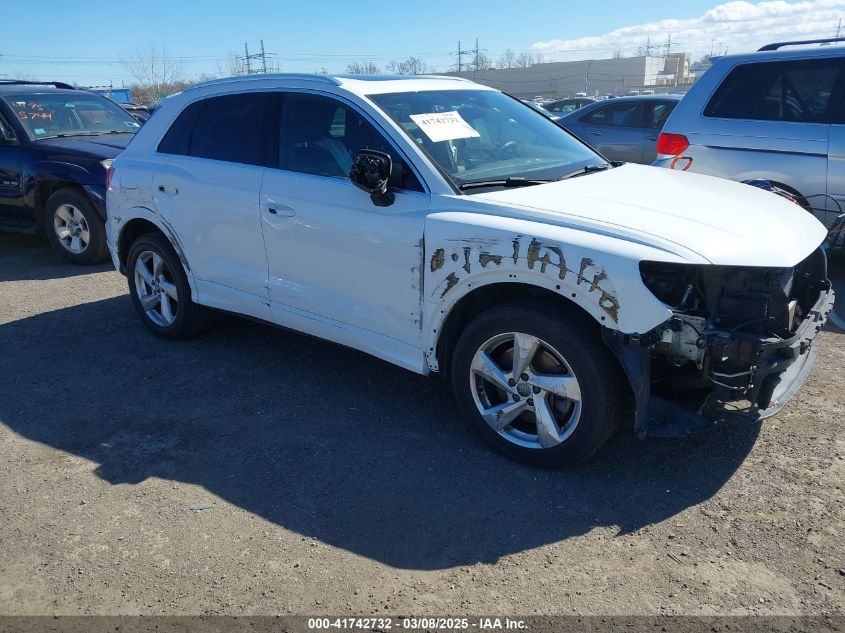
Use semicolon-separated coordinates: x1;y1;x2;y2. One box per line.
260;39;267;73
238;41;275;75
837;18;842;38
454;39;481;75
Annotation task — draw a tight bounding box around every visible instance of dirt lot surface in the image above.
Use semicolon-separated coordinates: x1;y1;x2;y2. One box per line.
1;233;843;617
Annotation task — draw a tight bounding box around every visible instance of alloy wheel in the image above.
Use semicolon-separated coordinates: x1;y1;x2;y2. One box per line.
469;332;582;449
53;204;90;254
133;250;179;327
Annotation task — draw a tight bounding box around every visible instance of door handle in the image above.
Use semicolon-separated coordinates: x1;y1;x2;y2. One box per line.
263;203;295;218
157;184;178;195
645;135;658;141
588;130;605;136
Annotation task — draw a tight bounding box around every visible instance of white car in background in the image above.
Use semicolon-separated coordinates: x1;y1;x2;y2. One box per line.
106;74;834;467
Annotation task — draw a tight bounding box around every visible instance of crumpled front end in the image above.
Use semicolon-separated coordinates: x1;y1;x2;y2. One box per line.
603;247;834;437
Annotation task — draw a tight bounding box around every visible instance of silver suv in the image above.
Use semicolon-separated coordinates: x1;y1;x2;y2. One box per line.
653;37;845;237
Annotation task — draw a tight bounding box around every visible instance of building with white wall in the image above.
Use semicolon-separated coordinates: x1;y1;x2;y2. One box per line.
447;54;693;99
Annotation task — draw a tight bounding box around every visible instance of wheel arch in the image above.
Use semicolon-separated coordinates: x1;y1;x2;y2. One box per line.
433;281;606;379
34;181;87;228
114;210;198;301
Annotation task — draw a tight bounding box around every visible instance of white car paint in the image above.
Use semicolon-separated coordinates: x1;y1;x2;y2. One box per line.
106;74;828;376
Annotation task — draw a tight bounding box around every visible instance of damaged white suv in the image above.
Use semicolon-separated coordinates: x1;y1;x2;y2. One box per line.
106;74;835;467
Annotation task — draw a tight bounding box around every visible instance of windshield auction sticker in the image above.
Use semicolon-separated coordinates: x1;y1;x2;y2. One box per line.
409;111;480;143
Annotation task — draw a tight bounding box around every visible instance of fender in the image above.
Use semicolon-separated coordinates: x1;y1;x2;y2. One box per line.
421;212;687;371
109;206;199;303
26;159;108;221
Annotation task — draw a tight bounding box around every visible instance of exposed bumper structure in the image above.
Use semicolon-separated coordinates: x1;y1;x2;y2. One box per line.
603;269;834;438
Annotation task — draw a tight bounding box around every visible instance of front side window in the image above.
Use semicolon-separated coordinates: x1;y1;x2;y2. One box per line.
704;59;843;123
278;92;421;190
187;93;274;166
370;89;602;190
0;111;16;141
581;102;644;127
2;92;140;139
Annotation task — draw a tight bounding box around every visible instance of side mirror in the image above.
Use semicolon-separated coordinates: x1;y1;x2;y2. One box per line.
349;150;395;207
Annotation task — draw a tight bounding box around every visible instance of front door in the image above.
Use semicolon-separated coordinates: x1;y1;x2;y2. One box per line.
0;109;26;224
259;92;430;352
574;101;646;163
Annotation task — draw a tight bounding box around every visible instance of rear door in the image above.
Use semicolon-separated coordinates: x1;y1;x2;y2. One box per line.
152;92;275;319
574;101;646;163
643;99;678;163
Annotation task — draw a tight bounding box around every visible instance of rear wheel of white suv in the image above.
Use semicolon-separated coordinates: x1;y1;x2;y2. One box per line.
126;233;212;339
450;299;627;467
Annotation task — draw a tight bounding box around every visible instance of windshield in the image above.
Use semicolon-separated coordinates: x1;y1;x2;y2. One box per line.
369;89;603;190
3;92;141;139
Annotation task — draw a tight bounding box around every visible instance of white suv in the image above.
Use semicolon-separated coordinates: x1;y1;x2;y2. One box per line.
106;74;834;466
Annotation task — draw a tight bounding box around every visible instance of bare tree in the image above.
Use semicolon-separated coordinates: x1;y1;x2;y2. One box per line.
514;51;543;68
497;49;517;69
346;62;381;74
473;52;494;72
217;52;247;78
121;46;185;104
386;57;430;75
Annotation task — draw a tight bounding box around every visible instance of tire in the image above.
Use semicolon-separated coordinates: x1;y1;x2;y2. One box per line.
44;188;108;265
126;232;212;340
450;298;627;467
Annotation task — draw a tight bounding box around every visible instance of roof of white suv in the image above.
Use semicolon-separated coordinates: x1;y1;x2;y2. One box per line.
183;73;487;98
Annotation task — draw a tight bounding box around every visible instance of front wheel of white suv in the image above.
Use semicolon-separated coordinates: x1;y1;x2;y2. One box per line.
126;233;212;339
450;299;628;467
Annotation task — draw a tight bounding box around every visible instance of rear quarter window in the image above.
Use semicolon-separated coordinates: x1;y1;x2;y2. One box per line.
704;58;844;123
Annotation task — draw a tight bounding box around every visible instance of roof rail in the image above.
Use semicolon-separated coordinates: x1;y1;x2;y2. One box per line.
0;79;76;90
758;36;845;51
185;73;342;92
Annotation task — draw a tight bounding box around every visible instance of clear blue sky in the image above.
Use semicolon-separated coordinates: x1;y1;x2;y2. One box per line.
0;0;720;85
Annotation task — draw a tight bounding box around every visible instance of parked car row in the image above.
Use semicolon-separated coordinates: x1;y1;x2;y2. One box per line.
0;41;837;467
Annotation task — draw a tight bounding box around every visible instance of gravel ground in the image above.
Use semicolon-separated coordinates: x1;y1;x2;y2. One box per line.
0;232;843;616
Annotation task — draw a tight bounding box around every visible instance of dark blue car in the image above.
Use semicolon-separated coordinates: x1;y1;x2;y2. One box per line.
0;81;141;264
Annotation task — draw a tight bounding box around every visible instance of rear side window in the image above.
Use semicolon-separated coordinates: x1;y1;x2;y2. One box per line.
159;93;275;166
704;59;843;123
580;102;644;127
189;93;274;166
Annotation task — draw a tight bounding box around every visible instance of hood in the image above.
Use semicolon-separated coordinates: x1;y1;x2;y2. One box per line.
33;133;135;159
473;164;828;267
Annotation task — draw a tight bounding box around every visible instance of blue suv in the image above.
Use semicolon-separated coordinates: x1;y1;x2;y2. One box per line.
0;81;141;264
